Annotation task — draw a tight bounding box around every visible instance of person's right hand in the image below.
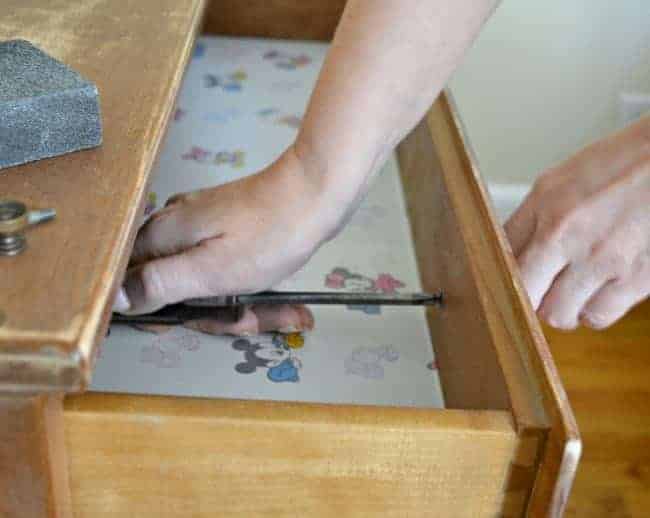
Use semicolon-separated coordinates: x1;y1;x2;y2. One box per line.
505;116;650;330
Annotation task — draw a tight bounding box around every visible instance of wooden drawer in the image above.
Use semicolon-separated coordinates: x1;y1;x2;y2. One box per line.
0;2;579;517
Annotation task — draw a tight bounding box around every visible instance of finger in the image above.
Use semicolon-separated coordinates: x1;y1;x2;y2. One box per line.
124;234;272;315
112;286;131;312
131;203;217;265
537;263;609;330
121;244;215;314
185;305;314;336
580;261;650;329
185;306;259;336
165;193;187;207
516;237;568;310
253;304;314;333
133;324;174;334
504;192;537;257
165;191;201;207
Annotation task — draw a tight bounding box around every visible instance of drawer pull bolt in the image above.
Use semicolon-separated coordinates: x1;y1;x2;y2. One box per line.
0;199;56;256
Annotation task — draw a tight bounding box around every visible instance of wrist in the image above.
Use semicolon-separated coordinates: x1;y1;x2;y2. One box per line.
288;140;357;242
622;114;650;155
292;136;377;242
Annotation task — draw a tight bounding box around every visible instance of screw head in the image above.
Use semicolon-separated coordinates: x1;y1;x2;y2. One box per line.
0;200;28;235
0;200;29;256
0;200;56;257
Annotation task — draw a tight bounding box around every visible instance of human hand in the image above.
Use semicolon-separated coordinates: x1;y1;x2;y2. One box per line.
113;146;338;335
128;304;315;337
505;116;650;330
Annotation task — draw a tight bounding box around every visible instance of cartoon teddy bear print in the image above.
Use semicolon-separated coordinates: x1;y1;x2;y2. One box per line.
324;267;406;315
232;333;304;383
344;345;399;380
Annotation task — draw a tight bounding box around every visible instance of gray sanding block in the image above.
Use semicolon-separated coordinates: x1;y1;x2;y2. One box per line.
0;39;102;170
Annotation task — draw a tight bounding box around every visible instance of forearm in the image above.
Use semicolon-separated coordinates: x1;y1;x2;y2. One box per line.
295;0;499;232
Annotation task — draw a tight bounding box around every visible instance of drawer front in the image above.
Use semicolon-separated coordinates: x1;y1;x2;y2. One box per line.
65;394;518;518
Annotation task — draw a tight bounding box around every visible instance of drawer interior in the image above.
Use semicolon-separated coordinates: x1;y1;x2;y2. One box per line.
64;0;553;457
197;3;517;415
179;1;550;421
93;34;444;408
90;30;516;413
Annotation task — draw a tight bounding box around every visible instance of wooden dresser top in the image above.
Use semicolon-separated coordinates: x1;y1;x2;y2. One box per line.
0;0;205;392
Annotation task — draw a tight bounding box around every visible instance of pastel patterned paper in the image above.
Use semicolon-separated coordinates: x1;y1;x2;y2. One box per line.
92;36;443;409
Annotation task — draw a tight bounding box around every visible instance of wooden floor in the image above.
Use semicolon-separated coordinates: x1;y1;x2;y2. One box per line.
545;300;650;517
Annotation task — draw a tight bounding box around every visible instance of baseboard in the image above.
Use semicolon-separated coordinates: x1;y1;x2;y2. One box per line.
486;182;531;223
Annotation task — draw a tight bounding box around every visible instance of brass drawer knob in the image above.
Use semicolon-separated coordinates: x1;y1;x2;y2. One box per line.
0;199;56;256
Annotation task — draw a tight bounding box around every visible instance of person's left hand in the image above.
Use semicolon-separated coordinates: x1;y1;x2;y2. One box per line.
113;146;333;336
505;116;650;330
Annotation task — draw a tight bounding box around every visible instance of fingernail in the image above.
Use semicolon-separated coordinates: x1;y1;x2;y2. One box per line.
122;267;146;313
135;324;172;335
113;287;131;312
580;312;607;330
185;321;217;335
302;315;315;332
298;307;315;331
278;325;299;334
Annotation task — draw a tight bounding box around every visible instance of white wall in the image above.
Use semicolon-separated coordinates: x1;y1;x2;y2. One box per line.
449;0;650;185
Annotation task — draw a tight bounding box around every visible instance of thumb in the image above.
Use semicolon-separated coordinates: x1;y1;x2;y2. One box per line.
118;246;213;314
130;204;211;266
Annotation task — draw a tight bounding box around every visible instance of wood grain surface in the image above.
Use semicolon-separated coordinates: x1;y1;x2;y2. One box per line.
63;394;518;518
203;0;347;40
0;393;70;518
0;0;206;392
547;300;650;517
419;95;581;516
397;109;512;412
